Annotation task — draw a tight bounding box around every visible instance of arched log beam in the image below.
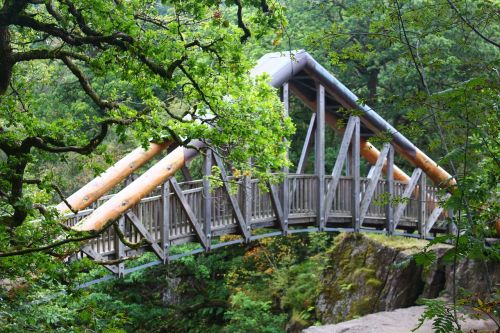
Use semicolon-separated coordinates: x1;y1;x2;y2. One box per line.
56;141;172;214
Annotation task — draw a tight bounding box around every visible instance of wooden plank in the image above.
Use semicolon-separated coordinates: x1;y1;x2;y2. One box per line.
393;168;423;229
418;173;427;238
386;145;395;234
268;183;286;232
213;153;251;241
169;178;209;249
352;117;361;231
297;113;316;174
114;216;125;276
323;116;356;223
160;182;170;256
202;149;212;250
316;84;326;230
359;143;390;224
125;211;165;260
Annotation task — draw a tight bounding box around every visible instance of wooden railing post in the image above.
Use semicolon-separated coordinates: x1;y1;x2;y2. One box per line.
448;209;457;235
315;84;325;231
160;181;170;262
203;149;212;251
386;145;395;234
281;83;289;235
418;173;427;238
242;173;252;227
352;116;361;231
114;216;125;276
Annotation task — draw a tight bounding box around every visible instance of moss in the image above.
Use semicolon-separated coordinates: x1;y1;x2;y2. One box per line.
353;267;376;277
364;233;429;251
349;296;376;319
366;278;383;288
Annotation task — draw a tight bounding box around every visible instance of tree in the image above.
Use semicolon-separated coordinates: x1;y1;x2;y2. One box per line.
0;0;292;259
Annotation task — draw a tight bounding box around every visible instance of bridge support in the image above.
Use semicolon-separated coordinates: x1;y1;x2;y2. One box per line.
281;83;290;235
160;181;170;261
115;216;125;276
315;84;325;231
386;145;395;234
418;173;427;239
351;117;361;232
203;149;213;251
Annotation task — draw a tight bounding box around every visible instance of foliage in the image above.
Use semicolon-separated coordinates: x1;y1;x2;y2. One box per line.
413;299;462;333
0;0;293;272
0;232;334;332
224;291;287;333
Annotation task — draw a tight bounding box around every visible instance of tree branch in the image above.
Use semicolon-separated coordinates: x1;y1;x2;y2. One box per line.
446;0;500;49
61;56;116;110
23;179;78;214
25;122;108;154
13;49;90;63
234;0;251;43
0;232;99;257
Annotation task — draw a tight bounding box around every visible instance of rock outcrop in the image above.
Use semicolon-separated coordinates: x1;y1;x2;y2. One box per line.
315;233;499;324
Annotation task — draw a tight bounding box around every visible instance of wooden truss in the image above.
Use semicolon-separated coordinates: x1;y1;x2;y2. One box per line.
71;82;452;275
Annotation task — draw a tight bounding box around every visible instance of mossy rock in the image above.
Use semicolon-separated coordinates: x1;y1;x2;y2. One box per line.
315;233;449;323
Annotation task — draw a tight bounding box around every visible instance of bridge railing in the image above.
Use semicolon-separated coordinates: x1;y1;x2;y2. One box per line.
65;173;449;262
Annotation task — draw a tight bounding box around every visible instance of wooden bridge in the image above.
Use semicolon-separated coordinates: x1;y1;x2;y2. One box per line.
61;51;455;276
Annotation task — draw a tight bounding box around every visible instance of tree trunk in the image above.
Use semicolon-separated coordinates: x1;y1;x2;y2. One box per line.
0;25;13;94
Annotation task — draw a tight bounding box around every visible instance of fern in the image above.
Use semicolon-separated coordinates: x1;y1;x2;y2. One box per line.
413;299;462;333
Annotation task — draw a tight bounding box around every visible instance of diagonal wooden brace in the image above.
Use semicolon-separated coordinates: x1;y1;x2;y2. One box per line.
170;178;209;250
81;245;120;274
323;116;357;222
125;211;165;260
359;143;390;225
213;153;251;241
296;113;316;174
268;182;286;233
393;168;422;229
426;193;451;234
